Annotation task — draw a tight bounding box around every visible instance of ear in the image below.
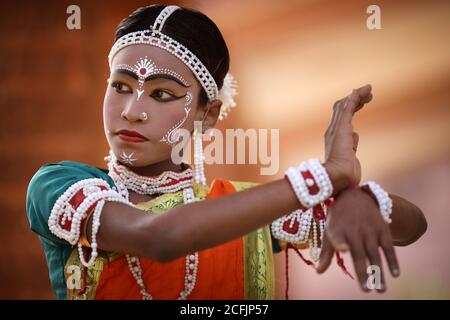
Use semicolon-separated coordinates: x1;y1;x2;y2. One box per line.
201;99;222;133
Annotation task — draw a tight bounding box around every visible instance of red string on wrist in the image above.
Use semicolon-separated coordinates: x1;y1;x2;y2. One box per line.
336;252;354;280
285;246;289;300
285;243;316;300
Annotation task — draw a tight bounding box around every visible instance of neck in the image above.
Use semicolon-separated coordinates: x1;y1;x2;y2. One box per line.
120;158;187;177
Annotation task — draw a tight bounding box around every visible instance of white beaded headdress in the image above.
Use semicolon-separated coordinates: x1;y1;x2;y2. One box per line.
108;5;237;120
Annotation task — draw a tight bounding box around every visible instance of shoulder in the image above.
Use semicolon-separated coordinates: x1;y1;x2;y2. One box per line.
28;160;114;191
26;160;115;244
34;160;110;178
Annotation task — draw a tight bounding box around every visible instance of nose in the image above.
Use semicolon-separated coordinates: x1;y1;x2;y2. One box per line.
121;99;147;123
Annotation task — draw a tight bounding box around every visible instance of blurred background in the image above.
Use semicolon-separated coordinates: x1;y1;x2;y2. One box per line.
0;0;448;299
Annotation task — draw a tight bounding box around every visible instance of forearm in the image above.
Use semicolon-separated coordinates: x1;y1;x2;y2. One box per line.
156;179;299;260
168;163;349;259
389;194;427;246
92;163;348;262
93;178;300;262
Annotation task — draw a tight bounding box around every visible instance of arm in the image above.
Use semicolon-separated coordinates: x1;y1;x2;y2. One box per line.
389;194;427;246
92;178;299;263
91;164;346;263
317;188;427;292
315;85;428;292
90;86;372;263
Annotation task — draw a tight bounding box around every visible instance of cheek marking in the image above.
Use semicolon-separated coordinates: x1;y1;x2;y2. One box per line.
160;91;193;145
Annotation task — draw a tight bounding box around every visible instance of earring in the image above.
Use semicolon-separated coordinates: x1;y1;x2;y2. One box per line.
193;126;206;185
140;112;148;121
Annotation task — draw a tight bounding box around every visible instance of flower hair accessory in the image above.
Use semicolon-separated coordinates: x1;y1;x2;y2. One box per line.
218;73;238;120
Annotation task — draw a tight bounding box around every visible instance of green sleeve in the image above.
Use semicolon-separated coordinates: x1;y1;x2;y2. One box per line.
26;161;115;245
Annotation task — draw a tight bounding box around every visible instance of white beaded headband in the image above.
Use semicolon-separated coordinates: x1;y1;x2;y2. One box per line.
108;5;237;120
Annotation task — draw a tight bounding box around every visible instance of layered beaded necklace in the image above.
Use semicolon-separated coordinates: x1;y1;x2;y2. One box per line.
105;152;199;300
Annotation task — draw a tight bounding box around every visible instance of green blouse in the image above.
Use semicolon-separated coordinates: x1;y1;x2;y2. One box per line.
26;161;116;299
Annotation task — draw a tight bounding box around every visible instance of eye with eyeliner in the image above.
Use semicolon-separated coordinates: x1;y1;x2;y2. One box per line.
111;81;133;94
151;89;184;102
111;80;185;102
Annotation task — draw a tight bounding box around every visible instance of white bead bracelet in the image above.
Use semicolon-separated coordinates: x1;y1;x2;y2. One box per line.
285;158;333;208
362;181;393;224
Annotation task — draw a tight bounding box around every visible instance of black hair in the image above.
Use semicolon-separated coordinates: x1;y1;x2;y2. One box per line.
115;5;230;106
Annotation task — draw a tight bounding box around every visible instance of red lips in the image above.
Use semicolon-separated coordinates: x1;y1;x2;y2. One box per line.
117;129;149;143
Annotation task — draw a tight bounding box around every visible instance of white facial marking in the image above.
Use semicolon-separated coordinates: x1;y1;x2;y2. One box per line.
160;91;193;145
120;151;137;165
113;56;191;102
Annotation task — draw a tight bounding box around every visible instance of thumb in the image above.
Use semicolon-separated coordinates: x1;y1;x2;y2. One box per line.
317;234;335;273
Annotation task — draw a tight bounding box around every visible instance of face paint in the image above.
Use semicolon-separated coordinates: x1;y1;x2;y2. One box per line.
114;56;191;101
160;91;193;145
120;151;137;165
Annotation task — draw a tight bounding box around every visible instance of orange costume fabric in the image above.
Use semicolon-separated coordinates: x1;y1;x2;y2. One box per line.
64;178;276;300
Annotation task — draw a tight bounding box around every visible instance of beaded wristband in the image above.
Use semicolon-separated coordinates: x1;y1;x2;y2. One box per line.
361;181;393;224
285;158;333;208
271;209;313;244
271;203;329;262
48;179;112;245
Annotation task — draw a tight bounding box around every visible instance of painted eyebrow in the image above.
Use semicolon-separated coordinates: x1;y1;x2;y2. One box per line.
112;69;191;88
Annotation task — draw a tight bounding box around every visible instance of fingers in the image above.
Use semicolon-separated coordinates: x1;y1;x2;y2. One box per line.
317;234;335;273
364;235;386;292
327;228;350;252
354;92;373;113
342;90;362;120
348;236;371;292
352;132;359;152
356;84;372;101
328;98;345;137
328;84;372;137
333;90;364;137
380;231;400;277
341;84;373;122
353;84;373;113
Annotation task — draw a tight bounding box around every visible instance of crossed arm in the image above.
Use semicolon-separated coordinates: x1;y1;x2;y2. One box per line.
316;188;426;292
87;85;427;293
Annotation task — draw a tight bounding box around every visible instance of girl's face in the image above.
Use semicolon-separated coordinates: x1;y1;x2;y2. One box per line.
104;44;209;167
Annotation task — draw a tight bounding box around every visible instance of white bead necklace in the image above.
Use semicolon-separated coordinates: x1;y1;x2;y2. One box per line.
106;151;194;197
106;153;199;300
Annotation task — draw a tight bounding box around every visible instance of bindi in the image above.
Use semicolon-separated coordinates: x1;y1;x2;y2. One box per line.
114;56;191;101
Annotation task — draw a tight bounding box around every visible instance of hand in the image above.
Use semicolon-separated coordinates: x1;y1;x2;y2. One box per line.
316;188;400;292
324;85;372;191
